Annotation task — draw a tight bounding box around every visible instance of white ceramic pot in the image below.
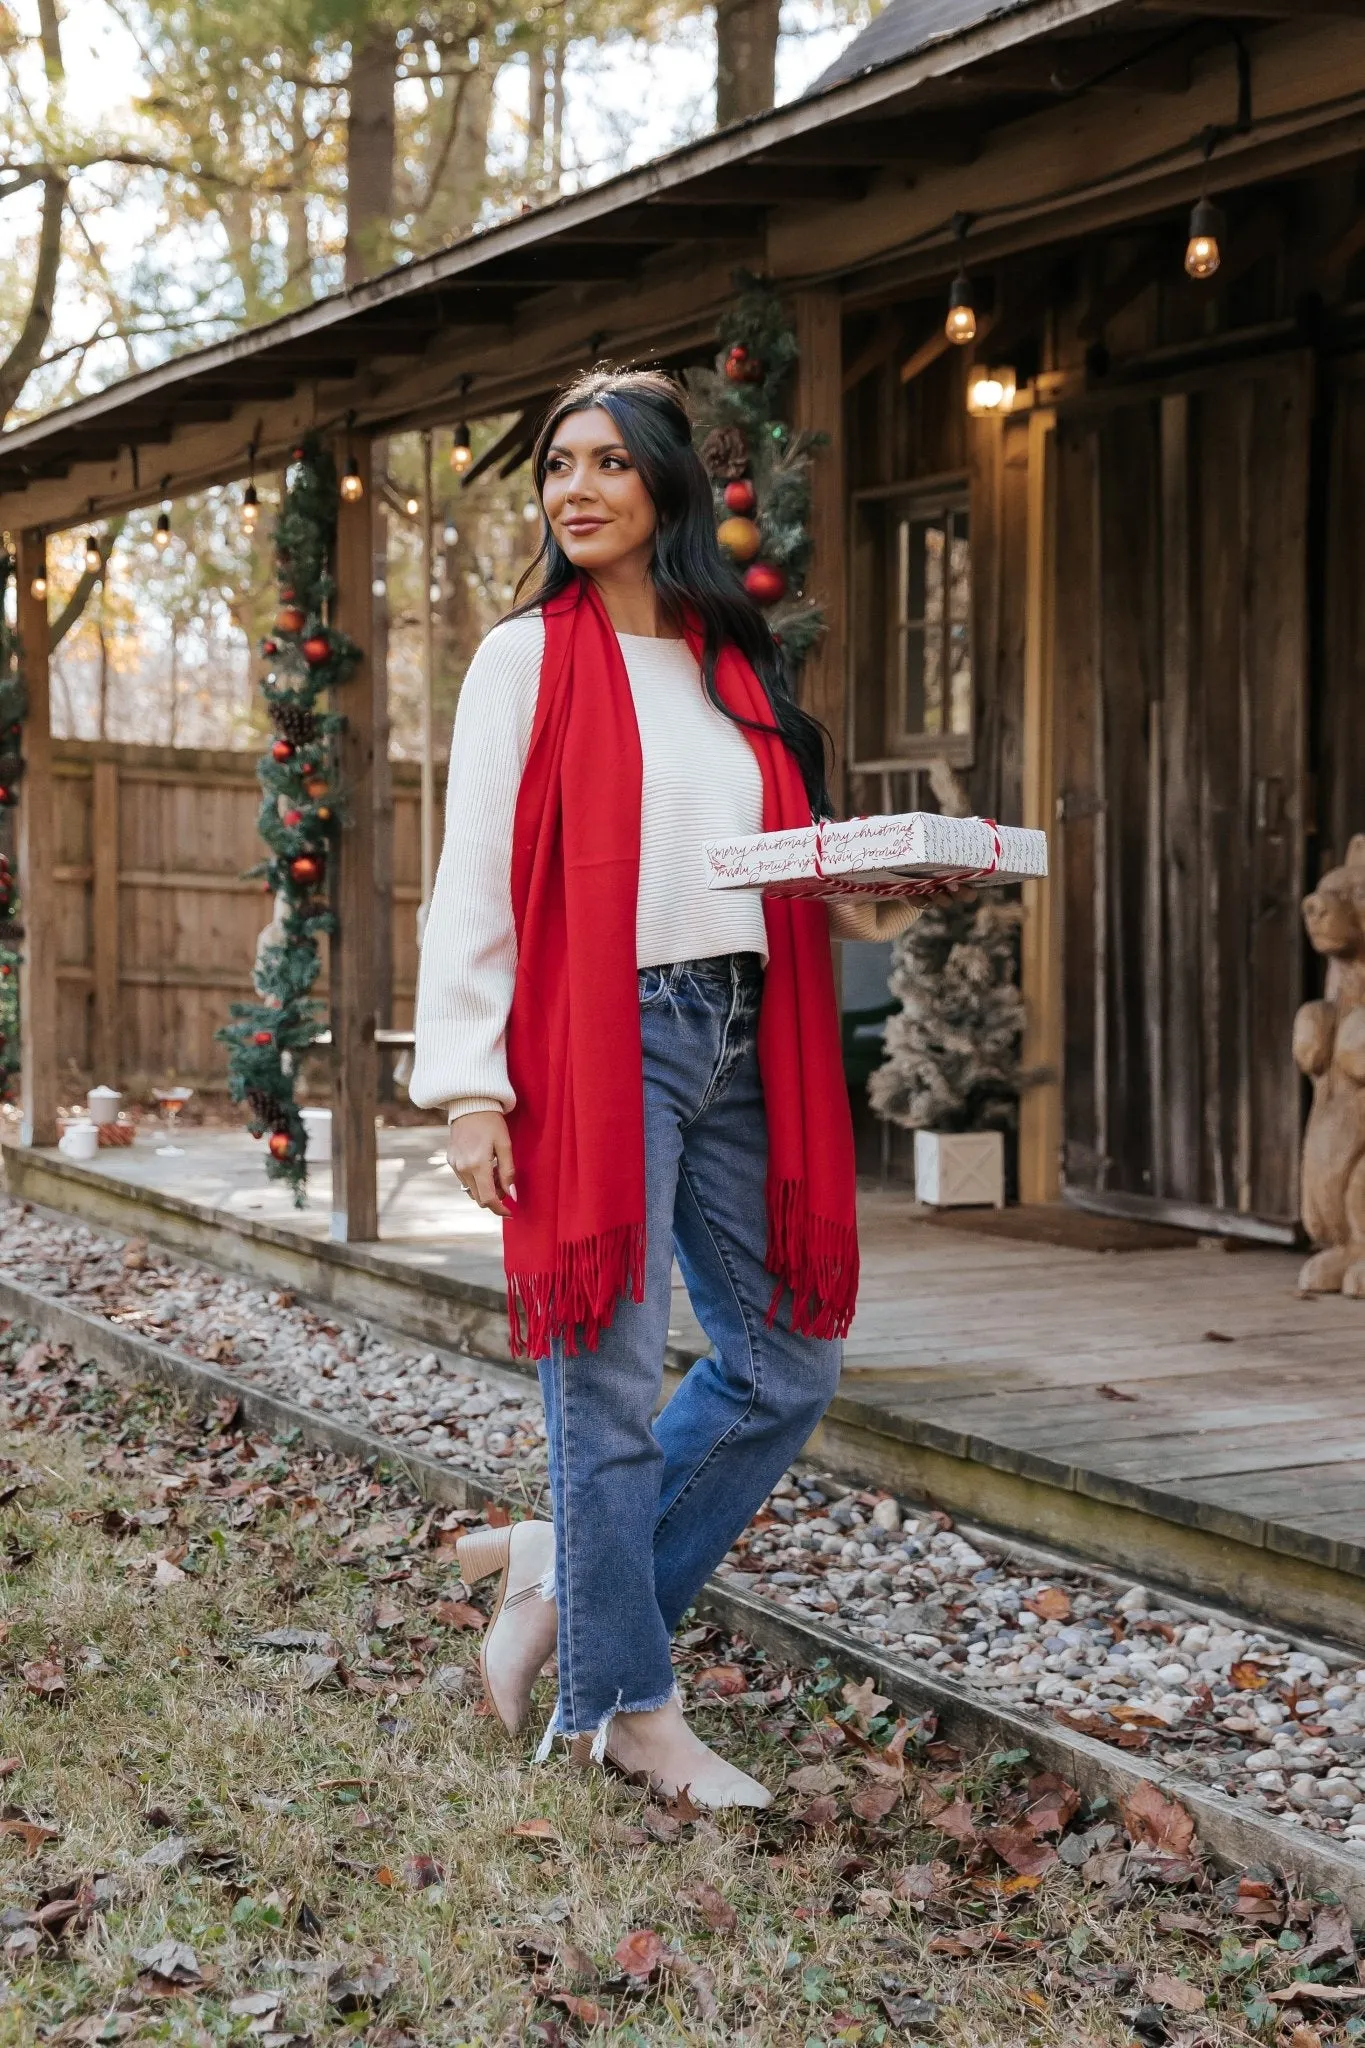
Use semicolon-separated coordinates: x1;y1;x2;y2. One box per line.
914;1129;1005;1209
87;1085;122;1125
300;1106;332;1157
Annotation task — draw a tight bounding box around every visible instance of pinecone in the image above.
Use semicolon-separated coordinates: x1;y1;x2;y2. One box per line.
267;698;319;748
245;1086;286;1127
700;425;749;481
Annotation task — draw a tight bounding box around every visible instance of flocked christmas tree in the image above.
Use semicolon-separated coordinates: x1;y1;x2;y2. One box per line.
686;274;826;674
0;550;25;1101
218;433;359;1198
868;897;1027;1137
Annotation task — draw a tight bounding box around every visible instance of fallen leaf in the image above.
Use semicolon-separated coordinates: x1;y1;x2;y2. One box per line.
510;1818;559;1843
20;1658;66;1698
892;1861;953;1907
433;1600;485;1632
1120;1780;1196;1857
327;1961;397;2012
369;1597;404;1632
1299;1902;1356;1970
683;1881;737;1933
153;1557;186;1588
1268;1985;1365;2005
693;1664;746;1696
786;1762;847;1796
1286;2028;1323;2048
137;1834;191;1870
1054;1707;1150;1751
549;1993;606;2026
403;1853;443;1890
983;1826;1058;1878
298;1654;340;1691
662;1783;702;1822
1022;1771;1081;1835
614;1928;666;1978
0;1817;59;1853
850;1780;901;1824
229;1993;282;2018
640;1807;681;1845
0;1760;19;1778
1229;1660;1272;1691
841;1676;893;1730
1144;1973;1206;2014
794;1795;841;1832
924;1795;977;1845
373;1866;396;1887
880;1992;939;2030
133;1938;202;1985
1025;1586;1071;1622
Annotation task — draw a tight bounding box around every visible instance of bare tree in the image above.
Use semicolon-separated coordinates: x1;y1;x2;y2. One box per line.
716;0;780;126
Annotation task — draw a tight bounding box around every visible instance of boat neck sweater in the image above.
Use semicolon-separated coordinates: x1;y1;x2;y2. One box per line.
409;612;919;1121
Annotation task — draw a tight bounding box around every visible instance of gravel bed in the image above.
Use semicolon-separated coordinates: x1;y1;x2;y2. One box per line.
5;1192;1365;1852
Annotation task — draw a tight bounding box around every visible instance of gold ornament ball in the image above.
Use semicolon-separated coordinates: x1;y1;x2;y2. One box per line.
716;515;762;563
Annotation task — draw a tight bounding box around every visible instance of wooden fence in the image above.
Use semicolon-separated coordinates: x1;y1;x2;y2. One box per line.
50;739;431;1098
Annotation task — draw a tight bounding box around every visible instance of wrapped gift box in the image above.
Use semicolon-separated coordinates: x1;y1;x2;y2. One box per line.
705;812;1047;900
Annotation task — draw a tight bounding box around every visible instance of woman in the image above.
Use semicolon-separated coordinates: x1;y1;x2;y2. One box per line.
411;367;919;1808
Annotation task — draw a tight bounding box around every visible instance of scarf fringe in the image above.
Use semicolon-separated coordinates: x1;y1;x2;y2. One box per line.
506;1221;647;1359
764;1177;859;1342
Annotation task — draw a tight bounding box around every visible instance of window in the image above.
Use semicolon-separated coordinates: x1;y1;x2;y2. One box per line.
850;484;974;773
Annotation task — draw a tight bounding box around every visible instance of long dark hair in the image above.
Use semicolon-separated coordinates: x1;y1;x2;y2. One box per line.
511;366;832;817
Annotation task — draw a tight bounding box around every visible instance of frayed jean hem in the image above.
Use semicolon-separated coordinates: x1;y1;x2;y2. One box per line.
534;1682;680;1765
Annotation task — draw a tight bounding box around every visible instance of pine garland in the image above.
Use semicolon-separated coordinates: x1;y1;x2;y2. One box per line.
868;898;1026;1136
0;550;25;1101
687;274;827;672
218;433;360;1199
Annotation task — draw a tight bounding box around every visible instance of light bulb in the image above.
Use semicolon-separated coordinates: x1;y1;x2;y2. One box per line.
340;456;365;503
405;495;419;516
1185;196;1224;281
945;270;977;346
241;484;260;533
84;534;102;572
153;510;171;550
442;521;458;547
29;572;46;600
966;366;1017;417
450;422;472;474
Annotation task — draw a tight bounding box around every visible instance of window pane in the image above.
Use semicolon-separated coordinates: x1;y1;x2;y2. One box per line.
883;498;971;750
948;511;972;735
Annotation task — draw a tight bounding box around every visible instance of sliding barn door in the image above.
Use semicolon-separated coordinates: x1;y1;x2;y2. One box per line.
1053;356;1310;1232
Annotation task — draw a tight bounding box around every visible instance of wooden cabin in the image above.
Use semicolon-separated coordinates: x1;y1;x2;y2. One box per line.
2;0;1363;1247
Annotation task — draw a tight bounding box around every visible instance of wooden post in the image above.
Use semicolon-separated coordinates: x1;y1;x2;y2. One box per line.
371;442;394;1099
1018;408;1063;1204
90;757;120;1082
419;429;437;909
792;288;848;814
328;436;380;1241
16;531;58;1148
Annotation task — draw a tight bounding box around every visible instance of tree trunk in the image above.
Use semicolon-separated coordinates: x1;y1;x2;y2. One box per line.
548;44;564;190
716;0;780;127
448;61;495;230
526;37;547;190
0;0;67;425
97;608;110;742
284;85;313;301
345;26;397;286
167;623;180;747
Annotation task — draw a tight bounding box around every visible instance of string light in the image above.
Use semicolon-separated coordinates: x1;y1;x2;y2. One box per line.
450;422;472;474
946;270;977;346
339;455;365;503
442;520;458;547
29;568;46;600
966;366;1017;417
1185;196;1225;280
153;510;171;550
405;494;419;516
241;483;260;533
84;534;102;573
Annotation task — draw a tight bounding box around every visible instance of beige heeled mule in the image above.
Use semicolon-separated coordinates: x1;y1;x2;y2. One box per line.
455;1518;557;1737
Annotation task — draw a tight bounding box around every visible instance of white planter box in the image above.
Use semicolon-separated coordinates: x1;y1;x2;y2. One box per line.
914;1129;1005;1209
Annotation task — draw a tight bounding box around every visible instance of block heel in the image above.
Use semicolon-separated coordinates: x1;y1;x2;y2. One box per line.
456;1523;512;1586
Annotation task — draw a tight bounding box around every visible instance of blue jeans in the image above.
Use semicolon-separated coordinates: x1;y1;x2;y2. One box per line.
534;952;843;1749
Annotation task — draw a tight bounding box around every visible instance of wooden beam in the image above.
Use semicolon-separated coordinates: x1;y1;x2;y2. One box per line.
900;311;996;387
1018;409;1061;1204
1139;1;1365;14
964;37;1196;95
648;167;869;205
327;436;380;1242
16;531;58;1148
759;117;982;166
90;758;119;1083
792;288;847;811
557;207;766;243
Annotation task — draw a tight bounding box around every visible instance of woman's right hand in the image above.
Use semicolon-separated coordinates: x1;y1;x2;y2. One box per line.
447;1111;517;1216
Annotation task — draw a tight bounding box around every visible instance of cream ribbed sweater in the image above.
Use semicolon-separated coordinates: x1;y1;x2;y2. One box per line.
409;613;917;1119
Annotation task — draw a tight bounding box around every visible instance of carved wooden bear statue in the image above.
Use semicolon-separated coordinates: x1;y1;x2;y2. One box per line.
1295;834;1365;1296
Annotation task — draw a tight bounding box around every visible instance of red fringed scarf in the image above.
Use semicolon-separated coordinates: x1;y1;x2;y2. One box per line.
503;576;858;1358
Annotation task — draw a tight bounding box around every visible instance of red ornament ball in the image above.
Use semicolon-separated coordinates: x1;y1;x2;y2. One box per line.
305;777;328;799
271;739;294;763
268;1131;293;1161
262;638;278;656
743;561;787;606
276;605;305;635
302;633;330;666
290;854;323;886
252;1029;273;1046
723;479;757;515
724;343;763;384
284;808;302;826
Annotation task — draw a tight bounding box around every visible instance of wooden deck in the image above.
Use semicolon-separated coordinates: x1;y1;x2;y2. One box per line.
5;1129;1365;1645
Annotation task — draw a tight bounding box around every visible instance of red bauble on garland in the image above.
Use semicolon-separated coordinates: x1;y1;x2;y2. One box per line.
268;1131;293;1161
271;739;294;763
262;638;278;656
723;478;757;515
283;809;302;827
305;777;328;799
289;854;323;886
743;562;787;606
252;1029;273;1046
276;605;305;635
724;344;763;384
302;633;330;667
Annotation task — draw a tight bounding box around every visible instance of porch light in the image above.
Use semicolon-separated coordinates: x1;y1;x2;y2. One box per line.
1185;197;1224;280
84;534;102;573
945;269;977;346
450;422;472;474
966;366;1017;417
340;455;365;503
29;569;46;600
241;483;260;533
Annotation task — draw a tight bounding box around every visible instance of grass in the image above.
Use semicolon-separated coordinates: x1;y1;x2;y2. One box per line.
0;1324;1361;2048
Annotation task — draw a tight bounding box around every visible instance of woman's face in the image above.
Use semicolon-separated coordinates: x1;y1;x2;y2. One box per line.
540;405;657;574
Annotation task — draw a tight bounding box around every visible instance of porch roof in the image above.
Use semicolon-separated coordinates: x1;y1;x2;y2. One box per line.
0;0;1357;529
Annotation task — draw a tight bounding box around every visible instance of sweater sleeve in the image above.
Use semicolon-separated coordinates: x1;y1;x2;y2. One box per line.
409;615;543;1118
828;899;925;945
